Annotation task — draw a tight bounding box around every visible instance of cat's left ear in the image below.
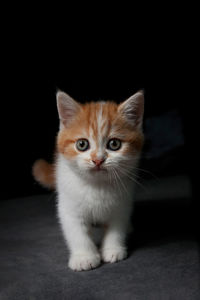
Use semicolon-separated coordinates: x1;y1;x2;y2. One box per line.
118;90;144;130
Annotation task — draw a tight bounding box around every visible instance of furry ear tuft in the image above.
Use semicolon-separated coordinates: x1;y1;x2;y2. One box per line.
56;91;81;127
118;90;144;129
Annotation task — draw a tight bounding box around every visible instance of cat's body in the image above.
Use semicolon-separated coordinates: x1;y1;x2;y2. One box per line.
33;91;144;271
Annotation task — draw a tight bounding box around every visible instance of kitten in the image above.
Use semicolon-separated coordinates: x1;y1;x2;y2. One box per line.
33;90;144;271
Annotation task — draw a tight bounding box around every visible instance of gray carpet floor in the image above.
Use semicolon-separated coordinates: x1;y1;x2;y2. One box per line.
0;194;199;300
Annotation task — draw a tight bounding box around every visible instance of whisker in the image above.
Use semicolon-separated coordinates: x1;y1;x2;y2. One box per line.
116;166;147;191
107;162;139;178
111;168;123;198
113;168;129;197
118;166;141;180
132;167;158;180
115;160;158;180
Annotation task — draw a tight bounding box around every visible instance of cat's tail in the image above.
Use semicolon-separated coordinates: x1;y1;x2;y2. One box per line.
32;159;55;190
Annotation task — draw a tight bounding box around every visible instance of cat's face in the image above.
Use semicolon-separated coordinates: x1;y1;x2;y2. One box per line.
56;92;144;181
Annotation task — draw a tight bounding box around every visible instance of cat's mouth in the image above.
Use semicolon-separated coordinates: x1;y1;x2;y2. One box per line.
91;166;107;172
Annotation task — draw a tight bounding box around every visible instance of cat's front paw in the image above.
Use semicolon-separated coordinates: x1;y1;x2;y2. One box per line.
68;252;101;271
101;247;127;263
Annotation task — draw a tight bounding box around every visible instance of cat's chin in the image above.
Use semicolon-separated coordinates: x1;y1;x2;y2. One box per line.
90;167;107;172
79;167;109;182
89;168;108;176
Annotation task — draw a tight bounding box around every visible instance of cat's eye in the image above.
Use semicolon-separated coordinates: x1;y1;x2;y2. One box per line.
76;139;90;151
107;138;121;151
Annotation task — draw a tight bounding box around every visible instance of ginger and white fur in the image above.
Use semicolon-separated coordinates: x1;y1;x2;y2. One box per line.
33;91;144;271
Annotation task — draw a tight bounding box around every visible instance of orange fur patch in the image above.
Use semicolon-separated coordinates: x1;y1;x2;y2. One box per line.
32;159;55;189
57;101;144;159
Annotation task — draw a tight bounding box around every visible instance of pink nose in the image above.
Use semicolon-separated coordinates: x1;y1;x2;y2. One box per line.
92;158;105;166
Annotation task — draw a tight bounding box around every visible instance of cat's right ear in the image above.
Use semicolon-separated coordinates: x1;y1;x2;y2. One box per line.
56;91;81;128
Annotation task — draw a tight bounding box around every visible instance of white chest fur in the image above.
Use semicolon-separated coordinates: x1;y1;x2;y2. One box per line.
56;154;133;224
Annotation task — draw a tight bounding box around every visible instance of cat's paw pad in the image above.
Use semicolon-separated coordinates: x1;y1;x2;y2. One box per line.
68;252;101;271
102;247;127;263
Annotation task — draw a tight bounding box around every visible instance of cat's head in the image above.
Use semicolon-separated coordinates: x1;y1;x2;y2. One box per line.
56;91;144;182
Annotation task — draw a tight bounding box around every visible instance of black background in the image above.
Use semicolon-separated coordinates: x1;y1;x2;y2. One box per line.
1;63;195;196
1;27;198;209
1;67;195;198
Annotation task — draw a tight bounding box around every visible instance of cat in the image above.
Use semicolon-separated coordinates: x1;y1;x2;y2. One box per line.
33;90;144;271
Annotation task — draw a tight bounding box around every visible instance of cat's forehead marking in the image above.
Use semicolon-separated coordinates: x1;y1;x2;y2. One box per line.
87;102;114;146
80;101;117;156
97;102;106;143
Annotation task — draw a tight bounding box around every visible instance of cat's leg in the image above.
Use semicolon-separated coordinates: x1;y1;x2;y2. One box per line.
59;213;101;271
101;209;131;263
